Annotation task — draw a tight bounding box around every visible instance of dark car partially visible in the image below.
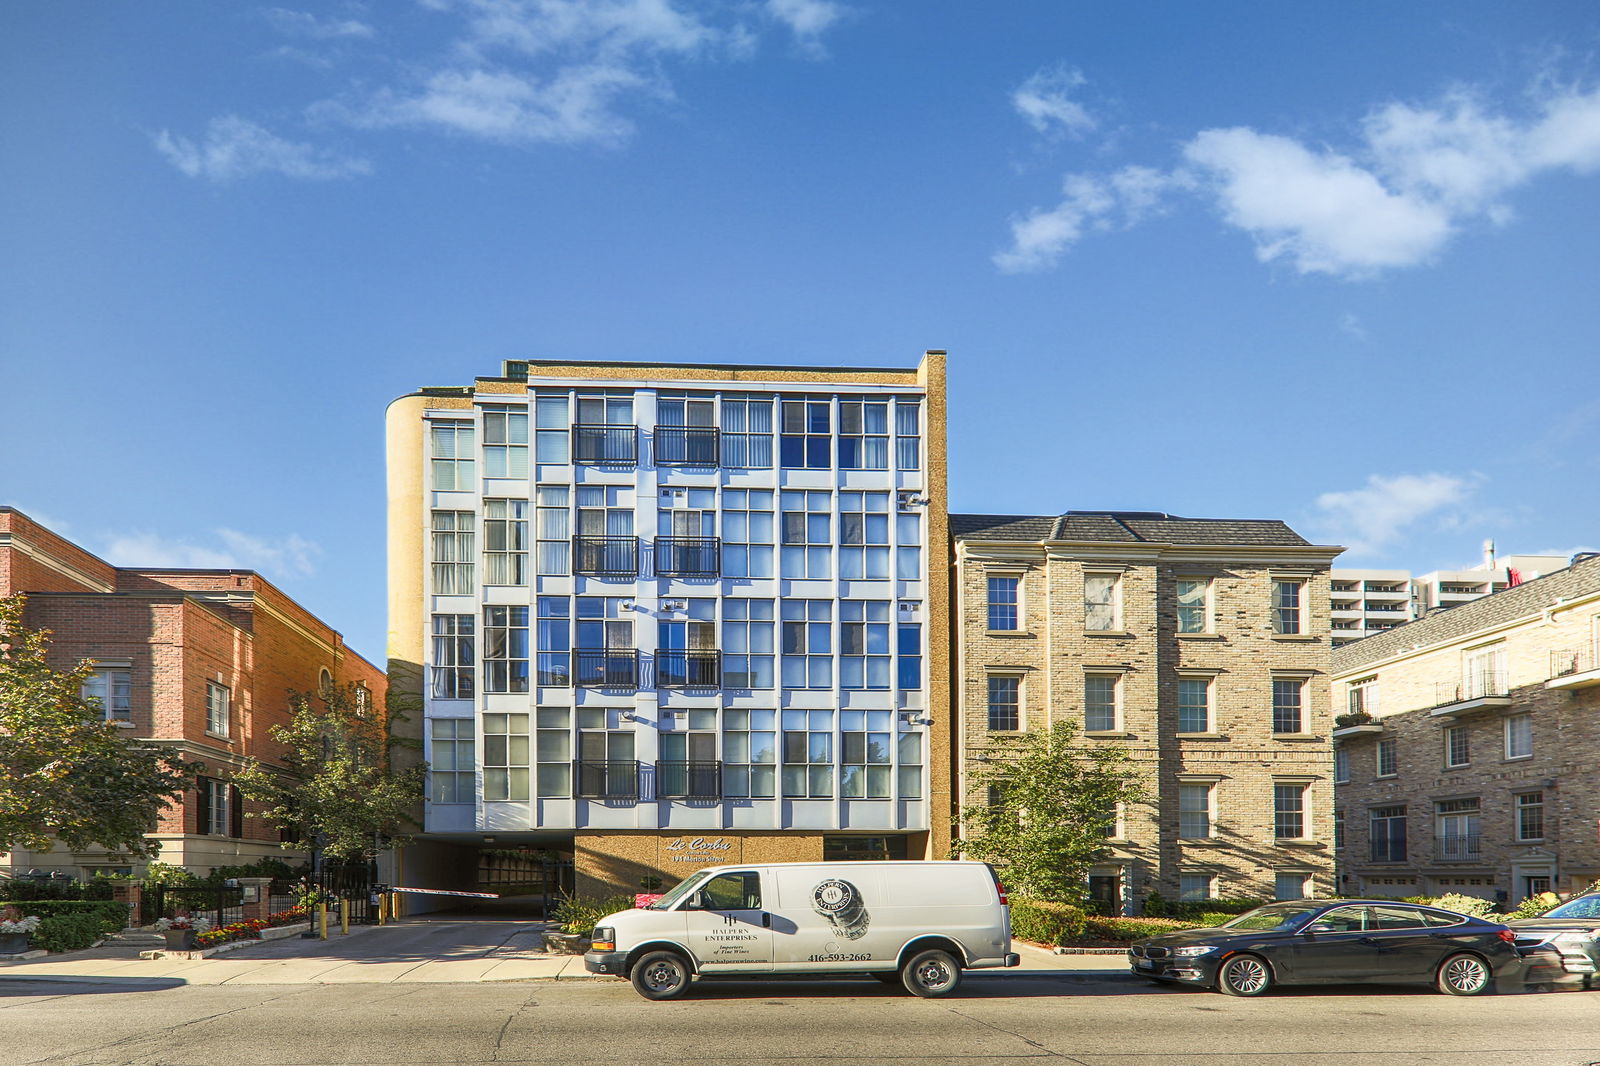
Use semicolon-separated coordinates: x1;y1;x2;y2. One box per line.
1129;899;1523;997
1509;892;1600;988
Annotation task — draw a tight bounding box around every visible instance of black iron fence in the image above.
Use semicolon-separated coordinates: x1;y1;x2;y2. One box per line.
572;425;637;465
657;649;720;688
145;884;244;927
656;760;722;800
575;648;640;689
576;760;641;801
654;427;718;466
574;535;639;576
655;537;720;576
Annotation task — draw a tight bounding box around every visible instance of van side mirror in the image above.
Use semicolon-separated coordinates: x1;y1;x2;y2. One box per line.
1303;922;1333;935
685;891;707;911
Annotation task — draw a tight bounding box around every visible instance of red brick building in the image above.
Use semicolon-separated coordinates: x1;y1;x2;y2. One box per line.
0;507;385;878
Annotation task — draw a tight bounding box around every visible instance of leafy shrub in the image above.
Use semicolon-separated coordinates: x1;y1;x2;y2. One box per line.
1081;916;1202;943
552;894;634;936
1430;893;1497;918
6;899;128;927
142;862;197;886
1144;895;1263;920
33;910;122;953
1009;897;1087;945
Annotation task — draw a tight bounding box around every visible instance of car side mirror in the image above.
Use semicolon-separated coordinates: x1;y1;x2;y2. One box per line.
1303;922;1333;935
685;891;707;911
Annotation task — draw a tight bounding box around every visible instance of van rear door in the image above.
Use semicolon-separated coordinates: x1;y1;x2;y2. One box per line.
681;869;774;972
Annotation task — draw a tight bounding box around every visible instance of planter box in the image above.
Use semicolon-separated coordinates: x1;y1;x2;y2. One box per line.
0;933;30;955
163;930;200;952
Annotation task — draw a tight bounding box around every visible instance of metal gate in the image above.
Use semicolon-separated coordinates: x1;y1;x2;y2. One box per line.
313;861;376;924
146;884;244;927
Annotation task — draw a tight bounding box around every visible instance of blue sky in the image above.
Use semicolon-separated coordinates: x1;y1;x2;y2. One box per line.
4;1;1598;663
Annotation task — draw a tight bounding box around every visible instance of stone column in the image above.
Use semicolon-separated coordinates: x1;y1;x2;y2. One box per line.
237;878;274;922
110;882;142;928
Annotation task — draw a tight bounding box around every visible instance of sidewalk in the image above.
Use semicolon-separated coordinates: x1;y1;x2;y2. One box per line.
0;927;1123;987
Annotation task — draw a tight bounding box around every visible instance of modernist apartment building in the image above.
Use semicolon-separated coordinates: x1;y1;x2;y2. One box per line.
1332;553;1600;903
1331;550;1569;647
0;507;385;879
953;511;1342;913
387;355;949;897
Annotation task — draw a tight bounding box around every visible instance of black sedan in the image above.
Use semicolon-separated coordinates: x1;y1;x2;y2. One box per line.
1128;899;1522;996
1509;892;1600;988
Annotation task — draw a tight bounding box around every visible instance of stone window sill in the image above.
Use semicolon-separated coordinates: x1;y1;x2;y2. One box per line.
1084;730;1134;739
204;731;232;742
1177;633;1225;641
984;630;1033;638
1085;630;1134;638
1275;838;1322;848
1271;635;1320;642
1176;732;1226;740
1272;733;1321;742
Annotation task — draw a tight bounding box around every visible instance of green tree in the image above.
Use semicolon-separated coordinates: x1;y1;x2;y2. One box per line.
953;720;1146;903
0;594;195;856
232;682;425;865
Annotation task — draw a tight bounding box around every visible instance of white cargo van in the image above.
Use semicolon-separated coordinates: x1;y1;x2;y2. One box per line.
584;860;1019;999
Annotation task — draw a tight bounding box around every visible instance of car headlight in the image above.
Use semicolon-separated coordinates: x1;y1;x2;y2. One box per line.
591;926;615;952
1173;945;1217;957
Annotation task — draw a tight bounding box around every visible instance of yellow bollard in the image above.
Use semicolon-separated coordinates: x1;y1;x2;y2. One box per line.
377;893;386;926
318;902;328;940
391;892;402;921
341;902;349;936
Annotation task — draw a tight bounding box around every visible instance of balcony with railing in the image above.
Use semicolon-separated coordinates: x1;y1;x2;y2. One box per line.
1436;833;1482;861
654;537;720;577
657;649;721;689
574;649;640;690
571;424;638;465
573;536;639;576
655;760;723;800
575;760;641;801
654;427;719;467
1429;672;1512;717
1548;646;1600;691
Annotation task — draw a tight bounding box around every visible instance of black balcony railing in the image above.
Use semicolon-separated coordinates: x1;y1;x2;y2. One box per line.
656;760;723;800
574;649;640;689
1434;672;1508;706
1551;646;1597;678
573;536;639;576
575;760;640;801
655;536;720;577
657;649;721;688
654;427;719;467
572;424;638;465
1437;833;1481;861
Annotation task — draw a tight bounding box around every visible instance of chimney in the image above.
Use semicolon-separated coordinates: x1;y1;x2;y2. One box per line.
1482;538;1496;571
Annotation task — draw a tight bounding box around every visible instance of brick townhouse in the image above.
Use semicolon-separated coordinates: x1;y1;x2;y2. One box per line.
953;511;1342;913
1332;552;1600;903
0;507;386;879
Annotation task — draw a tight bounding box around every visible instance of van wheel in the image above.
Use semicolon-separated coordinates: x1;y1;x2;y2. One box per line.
630;950;691;1001
902;949;961;997
1217;954;1272;997
1437;953;1491;996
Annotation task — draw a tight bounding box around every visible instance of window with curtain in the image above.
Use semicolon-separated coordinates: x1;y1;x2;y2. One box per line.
780;490;832;579
430;614;474;699
838;400;888;469
720;396;773;468
82;666;132;723
431;510;475;595
895;400;921;471
535;485;569;575
1085;574;1119;630
1274;783;1308;839
840;709;892;798
840;601;891;690
483;606;529;693
1179;783;1212;838
482;407;528;478
781;599;833;688
1272;580;1303;634
536;597;570;687
534;394;569;464
535;706;572;797
483;499;528;585
1176;578;1210;633
722;708;776;798
781;708;834;797
429;421;474;490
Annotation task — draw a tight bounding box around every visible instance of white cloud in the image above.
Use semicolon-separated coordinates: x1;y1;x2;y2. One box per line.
994;165;1189;273
1012;66;1094;138
1339;313;1368;341
154;115;370;181
1311;473;1476;555
1000;80;1600;278
99;529;322;579
764;0;845;58
1183;128;1453;277
263;8;374;39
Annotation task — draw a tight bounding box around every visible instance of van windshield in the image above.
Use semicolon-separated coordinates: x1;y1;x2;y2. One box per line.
648;872;711;911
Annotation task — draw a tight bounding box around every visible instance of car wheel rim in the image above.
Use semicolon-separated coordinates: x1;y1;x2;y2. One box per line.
1446;958;1486;992
646;962;681;990
1227;959;1266;993
916;959;951;990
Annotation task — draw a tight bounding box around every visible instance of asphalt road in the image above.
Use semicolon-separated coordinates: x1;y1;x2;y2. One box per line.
4;970;1600;1066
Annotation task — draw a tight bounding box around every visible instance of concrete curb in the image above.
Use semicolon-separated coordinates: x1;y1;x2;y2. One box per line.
140;923;313;961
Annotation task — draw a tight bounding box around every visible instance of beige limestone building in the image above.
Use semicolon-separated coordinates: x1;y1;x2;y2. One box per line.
1332;553;1600;903
387;355;950;900
953;512;1342;913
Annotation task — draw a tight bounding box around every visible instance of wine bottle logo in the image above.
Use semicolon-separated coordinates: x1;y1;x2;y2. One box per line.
811;878;870;940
